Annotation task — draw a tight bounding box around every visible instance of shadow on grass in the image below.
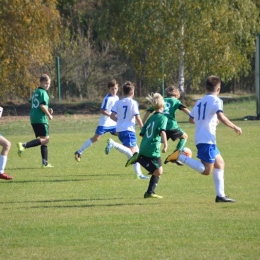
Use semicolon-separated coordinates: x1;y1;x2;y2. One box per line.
0;179;88;184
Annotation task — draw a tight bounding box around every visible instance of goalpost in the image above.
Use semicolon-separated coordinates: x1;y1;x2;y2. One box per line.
255;34;260;117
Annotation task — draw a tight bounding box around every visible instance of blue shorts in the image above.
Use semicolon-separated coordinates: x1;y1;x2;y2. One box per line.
196;143;220;163
95;126;116;135
118;131;137;147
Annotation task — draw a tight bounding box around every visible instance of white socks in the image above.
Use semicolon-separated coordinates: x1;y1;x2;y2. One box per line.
110;139;132;158
0;155;7;174
213;168;225;197
178;154;205;174
78;139;93;153
110;140;142;175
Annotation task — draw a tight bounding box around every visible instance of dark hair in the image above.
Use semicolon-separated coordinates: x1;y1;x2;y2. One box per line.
206;75;221;92
122;81;134;95
40;74;50;83
107;79;117;88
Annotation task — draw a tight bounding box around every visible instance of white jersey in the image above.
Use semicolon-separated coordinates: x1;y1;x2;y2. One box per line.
189;94;223;145
98;94;119;127
111;97;140;132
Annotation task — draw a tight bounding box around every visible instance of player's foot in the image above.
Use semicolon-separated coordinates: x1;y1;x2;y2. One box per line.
41;164;54;169
17;142;24;157
125;152;139;167
144;192;163;199
105;139;113;155
74;151;81;162
164;149;181;164
215;196;236;203
135;174;149;180
0;173;13;180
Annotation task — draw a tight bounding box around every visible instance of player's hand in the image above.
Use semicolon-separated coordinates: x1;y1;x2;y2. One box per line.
48;114;53;120
234;126;242;135
49;108;53;115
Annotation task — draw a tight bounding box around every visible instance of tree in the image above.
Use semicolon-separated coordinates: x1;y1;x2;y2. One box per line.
0;0;61;100
100;0;260;94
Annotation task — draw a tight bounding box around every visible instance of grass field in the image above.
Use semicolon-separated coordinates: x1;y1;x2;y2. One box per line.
1;98;260;260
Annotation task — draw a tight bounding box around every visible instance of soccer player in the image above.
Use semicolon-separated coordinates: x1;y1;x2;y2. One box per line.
125;93;168;198
165;75;242;202
17;74;54;168
143;85;190;166
74;79;119;161
0;107;13;180
105;81;149;179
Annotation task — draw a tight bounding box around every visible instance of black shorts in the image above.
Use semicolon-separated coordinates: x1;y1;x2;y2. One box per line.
137;155;162;173
31;123;49;138
165;128;184;141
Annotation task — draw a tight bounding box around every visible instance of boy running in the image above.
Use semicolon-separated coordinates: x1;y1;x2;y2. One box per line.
74;79;119;161
0;107;13;180
17;74;54;168
143;85;190;166
165;75;242;202
105;81;149;179
126;93;168;198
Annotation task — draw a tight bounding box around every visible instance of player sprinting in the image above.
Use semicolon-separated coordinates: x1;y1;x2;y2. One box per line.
74;79;119;161
143;85;190;166
125;93;168;198
165;75;242;202
0;107;13;180
17;74;54;168
105;81;149;179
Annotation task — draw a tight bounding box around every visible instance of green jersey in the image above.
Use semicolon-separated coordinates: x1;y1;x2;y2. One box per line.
139;112;168;158
30;87;49;124
148;97;185;130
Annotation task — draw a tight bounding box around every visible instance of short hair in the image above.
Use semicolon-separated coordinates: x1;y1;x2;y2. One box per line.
165;85;180;99
40;74;50;83
122;81;135;95
146;92;164;110
206;75;221;92
107;79;117;88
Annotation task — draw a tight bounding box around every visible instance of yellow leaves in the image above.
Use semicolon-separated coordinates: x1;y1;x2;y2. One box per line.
0;0;62;99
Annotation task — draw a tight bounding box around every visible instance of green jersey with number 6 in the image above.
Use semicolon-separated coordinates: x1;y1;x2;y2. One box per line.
30;87;49;124
139;112;168;158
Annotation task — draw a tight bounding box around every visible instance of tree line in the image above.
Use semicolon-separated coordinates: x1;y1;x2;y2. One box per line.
1;0;260;101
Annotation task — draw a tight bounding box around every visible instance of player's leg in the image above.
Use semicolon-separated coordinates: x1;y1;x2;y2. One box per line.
143;157;163;198
17;124;43;157
164;129;187;164
0;135;13;180
213;154;235;202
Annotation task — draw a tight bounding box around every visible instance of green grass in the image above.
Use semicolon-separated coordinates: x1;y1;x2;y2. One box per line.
1;99;260;259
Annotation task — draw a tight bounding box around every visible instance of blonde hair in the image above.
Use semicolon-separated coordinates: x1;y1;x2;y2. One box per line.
146;92;164;110
165;85;180;99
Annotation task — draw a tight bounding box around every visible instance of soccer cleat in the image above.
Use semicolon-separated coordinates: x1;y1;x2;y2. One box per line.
105;139;113;155
17;142;24;157
41;164;54;169
164;149;181;164
74;151;81;162
215;196;236;203
125;152;139;167
136;174;149;180
0;173;13;180
144;192;163;199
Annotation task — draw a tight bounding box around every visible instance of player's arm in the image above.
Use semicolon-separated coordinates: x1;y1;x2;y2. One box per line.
110;111;117;122
181;106;191;116
40;104;53;120
160;130;168;153
217;112;242;135
189;116;195;124
135;115;143;129
100;109;111;117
